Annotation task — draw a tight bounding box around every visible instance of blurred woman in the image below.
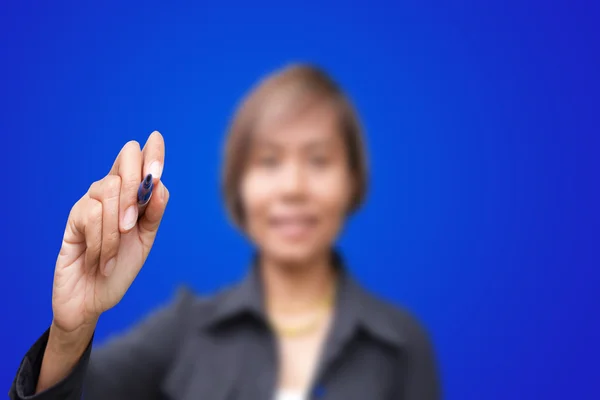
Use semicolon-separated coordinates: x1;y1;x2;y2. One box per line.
10;64;440;400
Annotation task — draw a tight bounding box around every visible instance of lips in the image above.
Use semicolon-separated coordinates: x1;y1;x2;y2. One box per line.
270;215;317;240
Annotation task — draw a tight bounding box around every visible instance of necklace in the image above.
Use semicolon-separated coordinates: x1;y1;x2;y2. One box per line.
270;309;330;338
268;282;337;338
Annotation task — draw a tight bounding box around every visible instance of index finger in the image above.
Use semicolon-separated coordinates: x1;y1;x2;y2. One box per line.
109;140;143;232
141;131;165;183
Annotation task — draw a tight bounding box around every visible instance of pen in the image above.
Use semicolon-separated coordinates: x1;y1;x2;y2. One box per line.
137;173;154;214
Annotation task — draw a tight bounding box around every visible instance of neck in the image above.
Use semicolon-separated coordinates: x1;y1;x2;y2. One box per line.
260;250;337;312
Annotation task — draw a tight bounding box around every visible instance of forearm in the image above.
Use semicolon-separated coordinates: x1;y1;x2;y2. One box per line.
36;320;96;394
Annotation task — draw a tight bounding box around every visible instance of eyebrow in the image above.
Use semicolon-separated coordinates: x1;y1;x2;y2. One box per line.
304;139;337;151
250;137;338;151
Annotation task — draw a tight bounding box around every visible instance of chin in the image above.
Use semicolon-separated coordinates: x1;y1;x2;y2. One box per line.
264;240;324;267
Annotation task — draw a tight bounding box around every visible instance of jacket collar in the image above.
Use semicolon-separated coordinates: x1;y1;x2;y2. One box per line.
202;249;407;349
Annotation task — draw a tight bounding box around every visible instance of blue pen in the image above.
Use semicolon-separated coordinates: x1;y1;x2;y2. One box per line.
137;173;154;214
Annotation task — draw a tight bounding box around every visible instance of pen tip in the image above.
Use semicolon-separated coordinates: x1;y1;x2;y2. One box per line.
141;173;153;190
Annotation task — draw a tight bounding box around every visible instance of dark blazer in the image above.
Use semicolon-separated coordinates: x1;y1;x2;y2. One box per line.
10;253;441;400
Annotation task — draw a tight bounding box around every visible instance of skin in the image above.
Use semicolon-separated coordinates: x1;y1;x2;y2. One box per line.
35;101;355;395
241;102;354;391
36;131;169;393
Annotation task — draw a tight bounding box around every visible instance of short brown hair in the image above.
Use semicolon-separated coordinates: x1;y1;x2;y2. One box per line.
222;63;369;229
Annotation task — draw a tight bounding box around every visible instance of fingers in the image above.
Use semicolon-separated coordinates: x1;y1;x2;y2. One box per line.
65;196;87;245
142;131;165;182
84;198;103;274
89;176;121;277
138;180;170;242
109;140;143;233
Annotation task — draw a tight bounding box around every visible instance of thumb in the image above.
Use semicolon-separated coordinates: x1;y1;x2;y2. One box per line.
138;179;169;240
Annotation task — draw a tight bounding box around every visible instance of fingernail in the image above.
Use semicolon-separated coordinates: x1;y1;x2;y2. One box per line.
104;258;116;277
123;205;138;231
149;161;163;180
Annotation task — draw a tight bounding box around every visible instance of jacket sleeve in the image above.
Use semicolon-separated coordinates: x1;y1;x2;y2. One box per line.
9;288;192;400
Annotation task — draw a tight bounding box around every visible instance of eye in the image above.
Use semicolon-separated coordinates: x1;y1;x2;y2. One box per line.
257;154;279;168
310;154;330;167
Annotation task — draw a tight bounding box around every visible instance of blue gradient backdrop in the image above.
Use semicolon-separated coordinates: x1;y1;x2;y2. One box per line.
1;2;598;398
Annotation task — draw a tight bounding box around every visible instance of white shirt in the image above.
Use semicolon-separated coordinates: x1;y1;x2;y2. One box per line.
275;389;307;400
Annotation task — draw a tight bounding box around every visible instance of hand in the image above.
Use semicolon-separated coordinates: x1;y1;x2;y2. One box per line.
51;131;169;334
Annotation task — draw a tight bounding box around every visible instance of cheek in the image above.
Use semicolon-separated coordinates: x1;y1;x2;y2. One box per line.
240;173;272;226
312;170;353;220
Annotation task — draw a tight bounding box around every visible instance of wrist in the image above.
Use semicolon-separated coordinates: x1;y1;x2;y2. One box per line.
48;318;97;353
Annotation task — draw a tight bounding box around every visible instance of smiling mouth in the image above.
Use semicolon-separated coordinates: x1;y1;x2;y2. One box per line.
270;216;318;240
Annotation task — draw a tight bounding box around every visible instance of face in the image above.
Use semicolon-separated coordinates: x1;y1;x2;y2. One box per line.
240;103;353;266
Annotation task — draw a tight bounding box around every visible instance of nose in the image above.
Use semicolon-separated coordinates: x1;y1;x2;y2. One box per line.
279;160;307;199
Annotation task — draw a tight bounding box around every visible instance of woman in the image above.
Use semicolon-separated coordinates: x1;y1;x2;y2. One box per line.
10;64;440;400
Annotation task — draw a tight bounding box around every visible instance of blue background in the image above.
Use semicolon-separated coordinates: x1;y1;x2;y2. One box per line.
1;1;598;398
